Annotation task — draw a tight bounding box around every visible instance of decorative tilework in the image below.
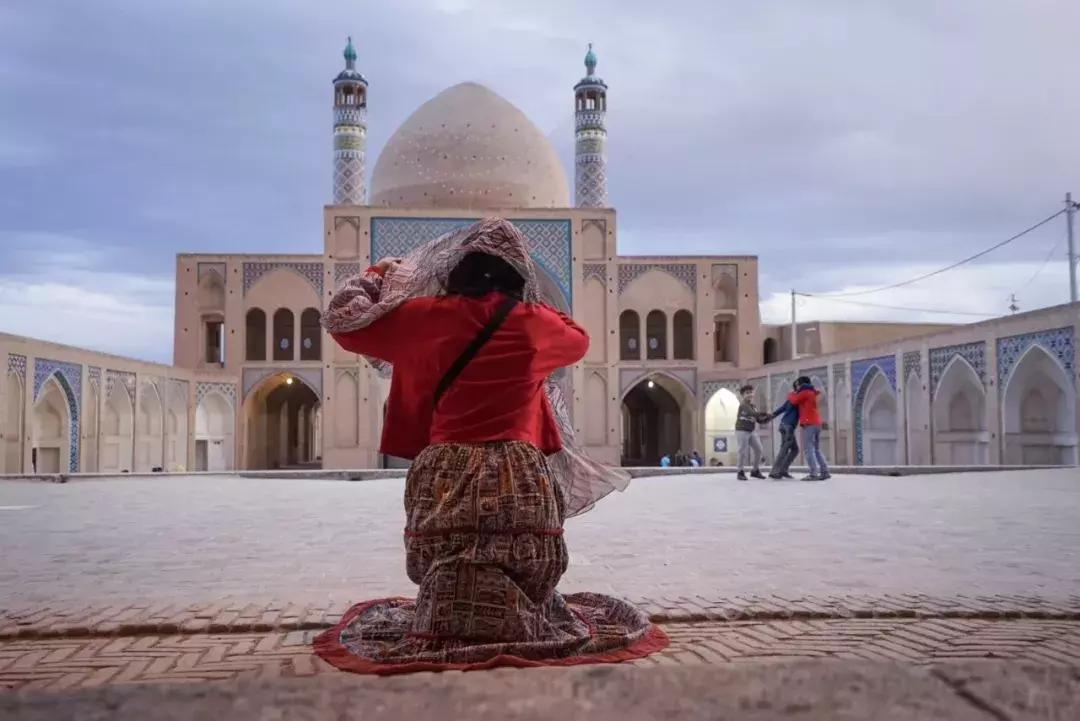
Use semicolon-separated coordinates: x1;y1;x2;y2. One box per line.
851;355;897;398
243;262;325;297
582;263;607;285
701;380;742;404
832;364;847;384
195;382;237;408
334;262;362;289
87;366;101;389
851;356;897;467
32;358;82;473
6;354;26;381
799;366;829;395
370;217;574;305
105;370;136;406
929;342;985;395
617;263;697;294
770;373;795;407
997;326;1075;389
902;351;922;383
168;379;189;408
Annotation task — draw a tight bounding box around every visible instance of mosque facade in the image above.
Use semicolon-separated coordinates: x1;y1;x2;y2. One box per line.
1;41;1077;475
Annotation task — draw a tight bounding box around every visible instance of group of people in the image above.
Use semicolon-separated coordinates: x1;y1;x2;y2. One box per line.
734;377;831;482
659;449;706;467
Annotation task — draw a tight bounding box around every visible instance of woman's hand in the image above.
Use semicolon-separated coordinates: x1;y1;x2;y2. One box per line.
374;257;401;274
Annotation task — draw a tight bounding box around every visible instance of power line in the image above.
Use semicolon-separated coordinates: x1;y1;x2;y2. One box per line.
1014;229;1066;294
795;292;997;318
810;209;1066;298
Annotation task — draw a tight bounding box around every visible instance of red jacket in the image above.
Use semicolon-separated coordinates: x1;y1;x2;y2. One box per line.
331;291;588;459
788;386;823;427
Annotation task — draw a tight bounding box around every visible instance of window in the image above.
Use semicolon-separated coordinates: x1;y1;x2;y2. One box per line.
246;309;266;361
714;318;735;363
300;308;321;361
619;311;640;360
673;310;694;360
646;310;667;360
273;309;295;361
204;319;224;365
763;338;778;365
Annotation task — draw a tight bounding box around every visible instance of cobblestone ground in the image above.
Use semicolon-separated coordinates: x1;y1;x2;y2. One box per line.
1;469;1077;605
1;469;1078;691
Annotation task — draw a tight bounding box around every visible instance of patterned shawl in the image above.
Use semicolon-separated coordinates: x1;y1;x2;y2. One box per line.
321;217;630;517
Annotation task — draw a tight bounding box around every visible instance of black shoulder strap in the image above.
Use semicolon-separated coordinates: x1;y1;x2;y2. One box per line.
433;295;519;408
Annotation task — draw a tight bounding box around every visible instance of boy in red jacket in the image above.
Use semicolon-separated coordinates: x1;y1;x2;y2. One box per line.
788;376;830;481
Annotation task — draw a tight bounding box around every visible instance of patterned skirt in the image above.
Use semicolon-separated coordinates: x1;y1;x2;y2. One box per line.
314;441;667;674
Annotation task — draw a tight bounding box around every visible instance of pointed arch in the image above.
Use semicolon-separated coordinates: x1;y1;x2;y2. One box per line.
619;310;640;360
101;382;134;473
703;387;739;465
196;391;235;471
673;309;694;360
584;371;608;446
620;372;697;466
904;370;930;465
32;376;72;474
932;355;988;464
165;384;189;471
245;308;267;361
272;309;295;361
4;372;24;473
1001;344;1077;465
855;366;897;465
136;382;165;472
300;308;322;361
645;310;667;360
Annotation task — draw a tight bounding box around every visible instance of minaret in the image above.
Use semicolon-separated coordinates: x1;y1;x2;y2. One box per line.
332;37;368;204
574;43;608;207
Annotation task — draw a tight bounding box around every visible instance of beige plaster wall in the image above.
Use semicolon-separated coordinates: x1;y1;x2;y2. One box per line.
0;333;216;475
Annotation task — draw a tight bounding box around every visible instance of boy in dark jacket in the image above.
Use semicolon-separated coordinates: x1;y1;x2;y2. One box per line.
767;380;801;479
735;384;767;480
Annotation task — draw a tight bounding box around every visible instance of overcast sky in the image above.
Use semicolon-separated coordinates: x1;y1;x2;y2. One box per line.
1;0;1078;363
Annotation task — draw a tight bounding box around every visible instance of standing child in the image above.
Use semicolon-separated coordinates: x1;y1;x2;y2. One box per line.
789;376;830;481
767;380;801;479
735;384;766;481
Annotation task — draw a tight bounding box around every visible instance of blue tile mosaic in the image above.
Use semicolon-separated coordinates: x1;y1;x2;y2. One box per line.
996;326;1075;389
32;358;82;473
369;217;573;305
929;342;985;395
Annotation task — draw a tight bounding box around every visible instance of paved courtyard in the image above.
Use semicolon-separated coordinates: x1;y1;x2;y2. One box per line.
1;468;1078;608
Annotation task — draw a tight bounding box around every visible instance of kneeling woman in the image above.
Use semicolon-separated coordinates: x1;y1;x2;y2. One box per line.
316;218;666;674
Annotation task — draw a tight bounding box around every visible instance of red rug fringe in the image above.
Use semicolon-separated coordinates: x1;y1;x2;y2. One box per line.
313;597;670;676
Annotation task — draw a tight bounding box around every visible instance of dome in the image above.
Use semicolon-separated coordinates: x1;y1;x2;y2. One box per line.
370;83;570;209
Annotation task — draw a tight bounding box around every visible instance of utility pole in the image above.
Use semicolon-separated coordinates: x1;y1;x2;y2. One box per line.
790;289;798;360
1067;192;1077;303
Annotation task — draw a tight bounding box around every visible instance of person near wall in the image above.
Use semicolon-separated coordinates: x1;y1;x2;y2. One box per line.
316;218;667;674
767;381;801;480
789;376;831;481
734;384;768;481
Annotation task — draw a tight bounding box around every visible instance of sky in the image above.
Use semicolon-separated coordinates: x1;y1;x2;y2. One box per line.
1;0;1078;363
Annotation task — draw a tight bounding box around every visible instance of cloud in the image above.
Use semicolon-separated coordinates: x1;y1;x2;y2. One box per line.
0;0;1078;360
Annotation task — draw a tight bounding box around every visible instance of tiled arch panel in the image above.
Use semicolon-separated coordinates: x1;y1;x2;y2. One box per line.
32;358;82;473
997;327;1075;389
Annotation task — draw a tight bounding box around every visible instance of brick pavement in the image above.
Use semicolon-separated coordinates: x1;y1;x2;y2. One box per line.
3;617;1080;692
